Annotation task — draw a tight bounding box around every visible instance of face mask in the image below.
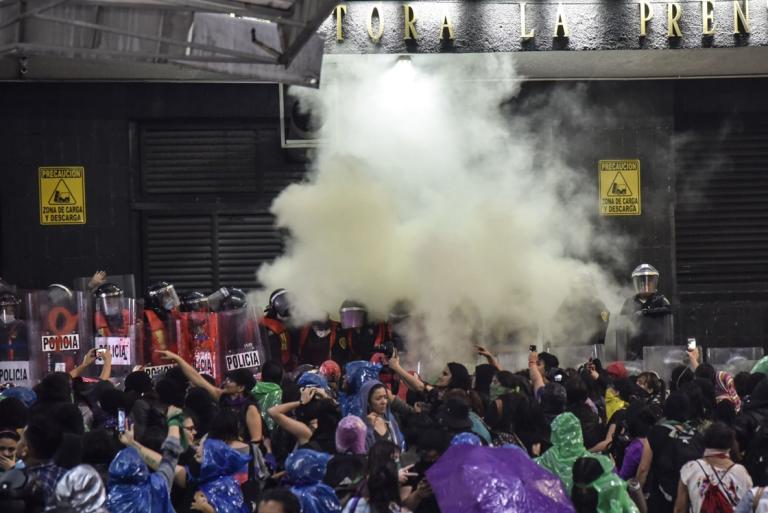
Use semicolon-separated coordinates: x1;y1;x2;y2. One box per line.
490;384;519;401
313;326;331;338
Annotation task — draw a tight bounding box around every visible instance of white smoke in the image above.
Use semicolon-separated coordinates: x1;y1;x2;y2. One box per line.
256;54;632;371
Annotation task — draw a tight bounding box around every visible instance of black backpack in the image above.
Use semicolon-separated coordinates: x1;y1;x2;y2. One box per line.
0;469;45;513
744;422;768;486
609;419;632;469
657;422;704;499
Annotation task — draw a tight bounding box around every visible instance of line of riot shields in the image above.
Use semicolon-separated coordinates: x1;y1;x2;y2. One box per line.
0;276;267;387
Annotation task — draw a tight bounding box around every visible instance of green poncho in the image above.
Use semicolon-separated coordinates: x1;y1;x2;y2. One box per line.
574;454;639;513
752;355;768;375
250;381;283;433
535;412;591;492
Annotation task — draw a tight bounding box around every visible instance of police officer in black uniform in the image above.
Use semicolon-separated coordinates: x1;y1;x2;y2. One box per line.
259;289;297;370
620;263;673;360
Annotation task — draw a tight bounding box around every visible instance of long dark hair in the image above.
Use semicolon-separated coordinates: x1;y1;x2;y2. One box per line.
571;457;603;513
368;461;401;513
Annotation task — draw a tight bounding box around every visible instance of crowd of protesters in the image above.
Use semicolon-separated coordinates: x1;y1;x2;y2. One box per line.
1;278;768;513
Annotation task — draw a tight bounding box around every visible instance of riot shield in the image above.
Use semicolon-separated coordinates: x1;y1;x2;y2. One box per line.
73;273;137;298
26;289;93;377
93;297;140;379
549;344;605;370
707;347;764;375
643;345;688;382
176;310;220;381
495;352;530;374
140;308;181;369
217;306;265;380
0;295;33;387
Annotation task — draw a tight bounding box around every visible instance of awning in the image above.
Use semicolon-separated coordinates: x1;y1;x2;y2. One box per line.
0;0;335;83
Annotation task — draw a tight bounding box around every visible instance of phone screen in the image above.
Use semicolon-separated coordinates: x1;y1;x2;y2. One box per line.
117;409;126;433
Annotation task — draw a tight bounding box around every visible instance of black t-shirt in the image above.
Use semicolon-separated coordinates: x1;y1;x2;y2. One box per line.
171;447;197;513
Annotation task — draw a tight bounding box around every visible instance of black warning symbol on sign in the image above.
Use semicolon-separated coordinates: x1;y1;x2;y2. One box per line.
607;172;632;197
48;180;75;205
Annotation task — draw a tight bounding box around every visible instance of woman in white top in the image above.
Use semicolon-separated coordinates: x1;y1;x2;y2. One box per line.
674;423;753;513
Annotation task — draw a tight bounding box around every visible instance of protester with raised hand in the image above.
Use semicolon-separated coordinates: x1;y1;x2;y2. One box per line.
109;405;184;513
155;349;264;446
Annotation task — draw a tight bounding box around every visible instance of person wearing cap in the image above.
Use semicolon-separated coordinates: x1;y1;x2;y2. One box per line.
619;264;673;361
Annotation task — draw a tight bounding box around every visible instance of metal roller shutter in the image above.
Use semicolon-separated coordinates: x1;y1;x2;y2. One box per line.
218;213;285;289
675;128;768;293
137;121;302;292
140;125;261;195
144;215;216;292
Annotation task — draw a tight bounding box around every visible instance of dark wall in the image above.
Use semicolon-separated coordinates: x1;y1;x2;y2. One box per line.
0;82;283;289
2;77;768;352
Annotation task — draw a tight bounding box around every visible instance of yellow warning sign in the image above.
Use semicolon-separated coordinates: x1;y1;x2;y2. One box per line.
599;160;641;216
39;167;87;225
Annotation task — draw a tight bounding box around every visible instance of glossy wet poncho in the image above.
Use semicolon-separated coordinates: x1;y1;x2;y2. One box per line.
535;412;592;492
574;454;639;513
286;449;341;513
427;444;576;513
194;438;251;513
107;447;173;513
250;381;283;432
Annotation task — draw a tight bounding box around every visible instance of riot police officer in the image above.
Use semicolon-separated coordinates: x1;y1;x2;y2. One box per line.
93;283;130;337
0;292;27;361
259;289;296;370
298;316;340;367
619;264;673;360
179;291;208;312
144;281;180;364
337;300;382;364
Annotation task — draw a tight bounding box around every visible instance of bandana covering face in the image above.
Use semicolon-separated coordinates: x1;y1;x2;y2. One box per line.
714;371;742;413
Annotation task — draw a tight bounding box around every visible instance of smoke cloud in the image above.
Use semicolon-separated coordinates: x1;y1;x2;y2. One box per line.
256;54;632;371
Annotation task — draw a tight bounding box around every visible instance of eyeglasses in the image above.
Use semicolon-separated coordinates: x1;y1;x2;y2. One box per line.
183;425;197;433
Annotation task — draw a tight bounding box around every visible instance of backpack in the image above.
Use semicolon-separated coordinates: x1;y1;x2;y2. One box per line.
657;422;704;500
609;417;631;468
240;443;269;512
695;460;738;513
744;423;768;486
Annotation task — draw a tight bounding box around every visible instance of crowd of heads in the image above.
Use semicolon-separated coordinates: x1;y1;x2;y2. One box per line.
1;273;768;513
0;337;765;513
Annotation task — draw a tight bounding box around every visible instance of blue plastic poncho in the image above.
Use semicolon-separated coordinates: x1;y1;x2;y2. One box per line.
451;432;482;446
286;449;341;513
341;361;382;417
1;386;37;407
357;380;405;451
107;447;173;513
194;438;251;513
297;372;330;391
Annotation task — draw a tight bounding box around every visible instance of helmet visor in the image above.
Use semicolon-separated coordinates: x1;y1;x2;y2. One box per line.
155;286;180;312
340;308;366;329
633;274;658;294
